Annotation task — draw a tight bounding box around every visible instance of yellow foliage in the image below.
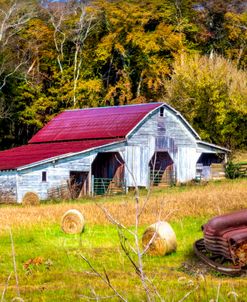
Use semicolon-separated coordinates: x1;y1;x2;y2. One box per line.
165;53;247;146
95;33;117;62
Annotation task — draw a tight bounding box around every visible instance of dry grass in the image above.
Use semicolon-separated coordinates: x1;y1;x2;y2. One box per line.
0;180;246;233
232;150;247;163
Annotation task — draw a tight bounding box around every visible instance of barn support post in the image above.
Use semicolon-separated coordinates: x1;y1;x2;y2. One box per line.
147;167;151;190
225;153;228;164
15;173;19;203
91;175;94;197
173;165;177;185
88;167;92;197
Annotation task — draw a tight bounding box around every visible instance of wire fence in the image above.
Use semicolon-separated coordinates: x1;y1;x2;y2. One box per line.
150;170;176;187
93;177;126;196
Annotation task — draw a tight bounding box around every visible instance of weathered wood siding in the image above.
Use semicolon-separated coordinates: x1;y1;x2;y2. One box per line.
125;107;200;186
16;142;127;202
16;153;97;202
177;147;200;182
0;171;17;201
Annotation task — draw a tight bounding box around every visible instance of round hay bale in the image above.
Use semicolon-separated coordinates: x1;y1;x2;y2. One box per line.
142;221;177;256
11;298;25;302
61;209;85;234
22;192;40;206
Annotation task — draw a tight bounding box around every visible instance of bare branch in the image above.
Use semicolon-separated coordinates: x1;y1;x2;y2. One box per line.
1;272;12;302
0;60;28;90
0;1;36;89
0;2;35;46
45;0;99;105
79;254;127;302
72;5;98;106
9;227;20;298
46;5;67;74
0;97;11;120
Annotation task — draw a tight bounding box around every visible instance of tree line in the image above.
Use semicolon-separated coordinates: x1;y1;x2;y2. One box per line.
0;0;246;150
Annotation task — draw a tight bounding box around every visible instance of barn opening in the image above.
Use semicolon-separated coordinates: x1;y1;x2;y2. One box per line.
92;152;125;195
69;171;89;198
149;151;175;187
196;153;225;180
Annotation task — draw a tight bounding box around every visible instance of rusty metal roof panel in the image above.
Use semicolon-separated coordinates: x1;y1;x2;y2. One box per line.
0;139;123;170
29;103;162;143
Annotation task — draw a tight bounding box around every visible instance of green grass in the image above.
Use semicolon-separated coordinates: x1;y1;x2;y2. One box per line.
0;179;246;301
0;215;247;301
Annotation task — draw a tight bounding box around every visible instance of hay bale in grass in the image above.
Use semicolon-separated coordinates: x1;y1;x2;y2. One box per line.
142;221;177;256
61;209;85;234
22;192;40;206
11;297;24;302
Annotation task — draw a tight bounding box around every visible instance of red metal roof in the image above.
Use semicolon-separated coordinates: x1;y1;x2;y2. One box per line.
29;103;162;143
0;103;162;170
0;139;123;170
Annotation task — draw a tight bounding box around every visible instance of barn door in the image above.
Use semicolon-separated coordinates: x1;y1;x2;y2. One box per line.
149;152;175;187
92;152;125;195
69;171;89;198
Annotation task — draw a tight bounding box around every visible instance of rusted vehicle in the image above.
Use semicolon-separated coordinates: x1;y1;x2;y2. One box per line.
194;209;247;276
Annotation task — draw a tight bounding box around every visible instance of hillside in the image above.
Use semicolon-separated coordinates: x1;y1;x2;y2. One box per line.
0;0;246;150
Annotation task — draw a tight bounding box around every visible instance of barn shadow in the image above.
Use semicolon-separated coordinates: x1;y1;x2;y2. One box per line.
92;152;125;195
149;151;175;187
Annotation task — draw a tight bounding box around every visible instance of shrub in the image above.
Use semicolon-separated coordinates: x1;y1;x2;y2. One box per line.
225;161;241;179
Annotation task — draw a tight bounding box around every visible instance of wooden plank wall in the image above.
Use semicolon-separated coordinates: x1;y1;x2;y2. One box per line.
17;153;97;202
0;171;17;201
126;107;200;186
16;141;126;202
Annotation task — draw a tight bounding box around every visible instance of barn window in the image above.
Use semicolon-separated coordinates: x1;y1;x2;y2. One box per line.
159;107;164;117
42;171;47;182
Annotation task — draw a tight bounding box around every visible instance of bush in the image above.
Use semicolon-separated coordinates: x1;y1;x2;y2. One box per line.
225;162;241;179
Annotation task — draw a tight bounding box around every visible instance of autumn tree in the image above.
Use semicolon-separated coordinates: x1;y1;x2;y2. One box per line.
0;0;39;148
191;0;247;68
0;0;37;89
41;0;102;107
93;0;190;105
224;11;247;68
164;53;247;149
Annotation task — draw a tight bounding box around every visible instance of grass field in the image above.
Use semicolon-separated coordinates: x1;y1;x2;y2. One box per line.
0;179;247;301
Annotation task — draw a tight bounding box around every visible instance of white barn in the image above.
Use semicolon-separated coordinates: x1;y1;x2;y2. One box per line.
0;103;229;202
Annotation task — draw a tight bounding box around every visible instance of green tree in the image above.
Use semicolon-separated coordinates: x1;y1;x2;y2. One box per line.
164;53;247;149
